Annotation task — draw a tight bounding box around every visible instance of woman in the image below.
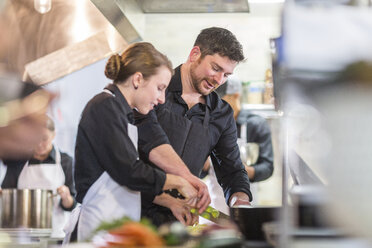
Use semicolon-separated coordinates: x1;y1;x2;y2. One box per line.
64;42;198;242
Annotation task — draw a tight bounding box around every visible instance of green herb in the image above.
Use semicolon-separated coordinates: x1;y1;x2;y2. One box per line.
94;216;132;233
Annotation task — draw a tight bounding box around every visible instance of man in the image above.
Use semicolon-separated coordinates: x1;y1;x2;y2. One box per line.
136;27;252;226
0;115;76;238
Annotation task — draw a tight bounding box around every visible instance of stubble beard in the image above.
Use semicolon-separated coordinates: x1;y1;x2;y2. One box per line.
190;64;213;96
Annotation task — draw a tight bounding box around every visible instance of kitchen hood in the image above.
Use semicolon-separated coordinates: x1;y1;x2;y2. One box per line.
134;0;250;13
0;0;251;85
0;0;138;85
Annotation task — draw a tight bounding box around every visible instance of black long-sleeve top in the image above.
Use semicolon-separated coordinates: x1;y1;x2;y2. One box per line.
1;146;77;211
136;65;252;202
237;111;274;182
74;83;166;203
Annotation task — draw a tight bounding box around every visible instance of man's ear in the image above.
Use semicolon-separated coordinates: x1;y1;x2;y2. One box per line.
189;46;202;63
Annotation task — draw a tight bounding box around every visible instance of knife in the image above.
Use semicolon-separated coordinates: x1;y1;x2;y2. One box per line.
164;189;185;199
164;190;230;224
191;205;230;224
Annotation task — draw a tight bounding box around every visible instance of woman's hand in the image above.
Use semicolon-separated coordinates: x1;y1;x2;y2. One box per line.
154;194;198;226
57;185;74;208
169;199;199;226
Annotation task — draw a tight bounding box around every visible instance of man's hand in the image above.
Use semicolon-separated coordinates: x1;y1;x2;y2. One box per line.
185;174;211;213
164;174;198;207
57;185;74;208
148;145;211;212
229;192;251;207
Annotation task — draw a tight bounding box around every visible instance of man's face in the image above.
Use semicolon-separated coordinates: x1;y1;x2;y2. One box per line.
190;53;237;96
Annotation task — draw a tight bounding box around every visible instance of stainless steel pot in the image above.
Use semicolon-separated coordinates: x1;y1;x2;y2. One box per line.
0;189;53;229
230;206;281;241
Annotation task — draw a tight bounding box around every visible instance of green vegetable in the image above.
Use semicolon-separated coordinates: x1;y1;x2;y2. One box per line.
211;209;219;218
161;222;189;246
94;216;132;233
206;206;213;213
191;206;220;220
201;212;211;220
165;233;180;246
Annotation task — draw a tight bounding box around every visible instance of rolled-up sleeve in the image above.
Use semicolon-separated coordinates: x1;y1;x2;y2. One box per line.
247;116;274;182
134;108;170;158
211;112;252;203
247;117;274;182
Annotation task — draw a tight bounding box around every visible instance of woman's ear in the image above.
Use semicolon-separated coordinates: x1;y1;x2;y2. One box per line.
132;72;143;89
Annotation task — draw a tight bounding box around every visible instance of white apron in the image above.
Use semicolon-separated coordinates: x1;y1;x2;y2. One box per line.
203;158;259;225
17;147;68;238
205;165;258;211
63;90;141;244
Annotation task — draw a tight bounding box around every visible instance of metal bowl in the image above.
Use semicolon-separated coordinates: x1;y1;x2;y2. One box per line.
0;189;53;229
230;206;281;241
239;142;259;166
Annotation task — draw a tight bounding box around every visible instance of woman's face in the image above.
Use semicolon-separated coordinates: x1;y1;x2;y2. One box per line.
134;66;172;114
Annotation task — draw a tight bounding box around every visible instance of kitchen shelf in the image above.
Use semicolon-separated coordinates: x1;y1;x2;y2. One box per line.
240;104;281;119
242;104;275;111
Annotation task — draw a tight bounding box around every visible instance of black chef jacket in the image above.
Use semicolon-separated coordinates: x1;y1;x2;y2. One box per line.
237;111;274;182
74;83;166;203
1;146;77;211
136;65;252;206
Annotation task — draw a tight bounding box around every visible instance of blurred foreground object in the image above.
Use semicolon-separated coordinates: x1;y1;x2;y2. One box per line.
321;62;372;241
280;1;372;244
0;76;55;159
93;217;164;247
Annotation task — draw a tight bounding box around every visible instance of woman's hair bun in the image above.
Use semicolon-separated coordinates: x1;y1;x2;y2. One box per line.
105;54;122;80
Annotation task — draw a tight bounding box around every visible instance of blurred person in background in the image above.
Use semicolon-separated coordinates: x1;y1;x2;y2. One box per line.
0;114;76;238
202;76;274;213
0;77;55;160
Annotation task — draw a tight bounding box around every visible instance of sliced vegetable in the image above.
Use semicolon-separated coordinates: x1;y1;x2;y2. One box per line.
201;212;211;220
191;206;220;220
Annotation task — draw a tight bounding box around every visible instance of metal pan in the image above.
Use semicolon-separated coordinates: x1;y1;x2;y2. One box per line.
230;206;281;241
0;189;53;229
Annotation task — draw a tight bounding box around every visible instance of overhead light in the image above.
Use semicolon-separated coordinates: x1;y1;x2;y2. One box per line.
34;0;52;14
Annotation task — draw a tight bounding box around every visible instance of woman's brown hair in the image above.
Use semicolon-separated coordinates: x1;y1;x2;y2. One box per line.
104;42;173;84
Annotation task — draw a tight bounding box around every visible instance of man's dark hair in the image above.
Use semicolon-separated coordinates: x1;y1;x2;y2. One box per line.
194;27;245;62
